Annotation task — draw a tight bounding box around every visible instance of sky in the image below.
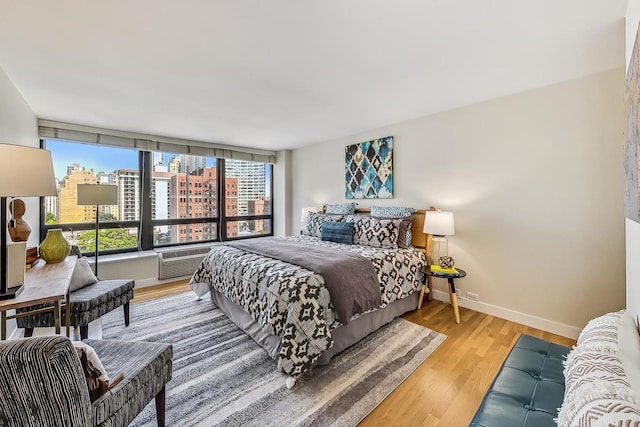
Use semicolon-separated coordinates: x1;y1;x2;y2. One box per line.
46;139;138;180
45;139;270;196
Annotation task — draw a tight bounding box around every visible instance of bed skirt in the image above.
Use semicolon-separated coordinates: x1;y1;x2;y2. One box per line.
210;288;420;369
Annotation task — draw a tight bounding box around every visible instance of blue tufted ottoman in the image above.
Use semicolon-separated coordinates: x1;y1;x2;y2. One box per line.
470;334;571;427
17;279;135;340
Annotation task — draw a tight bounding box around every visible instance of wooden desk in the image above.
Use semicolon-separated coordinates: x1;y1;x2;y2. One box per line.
0;256;76;340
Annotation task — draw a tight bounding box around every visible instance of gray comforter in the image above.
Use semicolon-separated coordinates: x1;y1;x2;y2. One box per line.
229;237;381;323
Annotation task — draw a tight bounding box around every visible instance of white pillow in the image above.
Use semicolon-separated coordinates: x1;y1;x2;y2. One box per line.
73;341;109;381
69;257;98;292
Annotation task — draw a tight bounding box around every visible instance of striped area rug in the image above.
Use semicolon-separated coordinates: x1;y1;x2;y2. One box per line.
102;292;446;426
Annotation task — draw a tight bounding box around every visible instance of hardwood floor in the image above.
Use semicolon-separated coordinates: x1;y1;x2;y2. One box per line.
132;280;191;303
134;283;576;427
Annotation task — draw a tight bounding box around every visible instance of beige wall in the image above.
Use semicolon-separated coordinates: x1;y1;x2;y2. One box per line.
0;64;39;338
291;68;626;338
0;65;40;249
273;149;292;237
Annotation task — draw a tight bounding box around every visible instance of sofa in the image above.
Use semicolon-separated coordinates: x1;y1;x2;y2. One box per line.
470;310;640;426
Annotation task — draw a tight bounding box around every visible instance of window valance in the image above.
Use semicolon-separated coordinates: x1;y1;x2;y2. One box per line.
38;120;277;164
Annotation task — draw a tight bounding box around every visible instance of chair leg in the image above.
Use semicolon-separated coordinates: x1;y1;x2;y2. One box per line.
124;301;130;327
80;325;89;340
23;328;34;338
155;386;166;427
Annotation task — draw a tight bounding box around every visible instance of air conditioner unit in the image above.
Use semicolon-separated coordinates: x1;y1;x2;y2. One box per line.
157;246;212;280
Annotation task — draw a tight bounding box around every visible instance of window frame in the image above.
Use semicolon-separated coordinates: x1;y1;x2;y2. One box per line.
40;140;274;255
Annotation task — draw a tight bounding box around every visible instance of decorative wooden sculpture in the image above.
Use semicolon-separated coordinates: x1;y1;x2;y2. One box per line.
8;199;30;242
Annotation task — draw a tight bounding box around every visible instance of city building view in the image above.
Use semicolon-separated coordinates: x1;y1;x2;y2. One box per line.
44;141;271;251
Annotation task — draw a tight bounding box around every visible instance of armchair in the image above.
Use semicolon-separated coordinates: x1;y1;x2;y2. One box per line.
0;335;172;426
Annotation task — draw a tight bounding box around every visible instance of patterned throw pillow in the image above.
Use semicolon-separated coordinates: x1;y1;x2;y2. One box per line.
348;216;402;248
395;217;414;248
321;221;354;244
325;203;357;215
370;206;416;218
370;206;416;246
302;212;344;237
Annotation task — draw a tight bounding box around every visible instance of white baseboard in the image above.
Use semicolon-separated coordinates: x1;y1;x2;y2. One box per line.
431;289;581;340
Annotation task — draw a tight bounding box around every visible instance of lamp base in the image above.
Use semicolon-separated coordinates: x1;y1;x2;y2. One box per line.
0;285;24;300
430;236;449;265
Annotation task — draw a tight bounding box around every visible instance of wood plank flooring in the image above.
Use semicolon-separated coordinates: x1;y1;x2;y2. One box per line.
134;283;575;427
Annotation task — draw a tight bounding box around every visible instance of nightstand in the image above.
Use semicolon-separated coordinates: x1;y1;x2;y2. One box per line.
421;266;467;324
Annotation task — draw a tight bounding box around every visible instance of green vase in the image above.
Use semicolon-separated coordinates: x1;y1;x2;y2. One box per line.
39;229;71;264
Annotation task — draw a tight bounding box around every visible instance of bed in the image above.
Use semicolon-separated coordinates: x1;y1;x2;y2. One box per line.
189;207;433;380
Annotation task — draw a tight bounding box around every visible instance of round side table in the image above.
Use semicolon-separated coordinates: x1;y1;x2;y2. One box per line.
421;266;467;324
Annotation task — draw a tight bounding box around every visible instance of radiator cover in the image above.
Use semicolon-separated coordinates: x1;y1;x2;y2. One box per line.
157;246;212;280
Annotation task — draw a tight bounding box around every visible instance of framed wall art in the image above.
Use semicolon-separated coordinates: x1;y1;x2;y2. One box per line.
345;136;393;199
627;24;640;223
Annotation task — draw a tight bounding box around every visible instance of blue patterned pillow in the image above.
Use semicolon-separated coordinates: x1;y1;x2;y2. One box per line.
302;212;344;237
325;203;357;215
370;206;416;218
321;221;354;244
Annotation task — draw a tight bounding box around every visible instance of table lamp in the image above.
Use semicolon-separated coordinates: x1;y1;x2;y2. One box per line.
0;144;57;299
77;184;118;276
423;209;455;265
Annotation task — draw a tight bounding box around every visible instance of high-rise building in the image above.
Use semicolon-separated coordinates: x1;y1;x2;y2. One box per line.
169;168;239;243
115;169;139;221
59;163;97;223
168;157;180;174
178;154;206;174
225;160;266;216
152;168;172;238
170;169;208;243
247;196;271;233
225;177;239;237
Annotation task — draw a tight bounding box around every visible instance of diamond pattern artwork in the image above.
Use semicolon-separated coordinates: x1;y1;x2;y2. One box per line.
345;136;393;199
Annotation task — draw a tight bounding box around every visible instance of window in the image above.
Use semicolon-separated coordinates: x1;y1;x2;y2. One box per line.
42;140;273;254
43;140;139;254
225;159;272;237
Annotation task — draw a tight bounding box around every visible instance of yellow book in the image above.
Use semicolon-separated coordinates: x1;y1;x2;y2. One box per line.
430;265;457;275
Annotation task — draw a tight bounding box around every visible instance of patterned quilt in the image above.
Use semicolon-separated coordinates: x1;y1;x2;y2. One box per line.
189;235;426;376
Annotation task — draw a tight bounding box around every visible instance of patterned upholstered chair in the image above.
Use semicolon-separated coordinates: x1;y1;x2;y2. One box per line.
0;335;172;426
16;279;135;340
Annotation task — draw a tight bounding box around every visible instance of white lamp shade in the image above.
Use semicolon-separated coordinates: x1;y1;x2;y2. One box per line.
423;210;455;236
301;206;320;222
0;144;57;196
77;184;118;205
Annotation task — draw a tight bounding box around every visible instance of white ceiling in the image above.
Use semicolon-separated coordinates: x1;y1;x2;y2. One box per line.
0;1;628;151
